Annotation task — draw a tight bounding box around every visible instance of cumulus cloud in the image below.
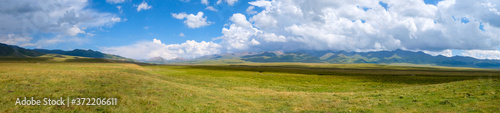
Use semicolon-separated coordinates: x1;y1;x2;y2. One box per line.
106;0;125;4
206;6;218;11
201;0;209;5
213;0;500;54
422;49;453;57
217;14;260;52
216;13;289;52
216;0;238;6
136;1;152;12
0;0;121;47
462;50;500;60
111;17;122;22
172;12;213;28
179;33;185;37
248;0;271;7
246;6;257;14
67;25;86;36
101;39;221;60
225;0;238;5
0;34;34;47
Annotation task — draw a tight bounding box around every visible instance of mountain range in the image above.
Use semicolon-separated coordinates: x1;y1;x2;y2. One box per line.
33;49;136;62
241;50;500;68
0;43;136;62
2;42;500;69
158;50;500;69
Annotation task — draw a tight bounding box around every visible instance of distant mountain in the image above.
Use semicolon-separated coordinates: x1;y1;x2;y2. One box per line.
240;50;500;68
0;43;45;57
242;51;321;63
0;43;136;62
33;49;136;62
156;49;500;68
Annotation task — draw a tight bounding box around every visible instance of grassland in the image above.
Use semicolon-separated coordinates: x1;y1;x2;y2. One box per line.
0;62;499;112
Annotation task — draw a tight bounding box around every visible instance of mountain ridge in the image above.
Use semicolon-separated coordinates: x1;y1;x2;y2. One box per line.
237;49;500;68
2;42;500;69
33;49;136;62
164;49;500;69
0;43;136;62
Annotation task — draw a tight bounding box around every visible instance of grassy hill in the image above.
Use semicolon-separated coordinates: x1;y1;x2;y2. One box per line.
0;62;498;112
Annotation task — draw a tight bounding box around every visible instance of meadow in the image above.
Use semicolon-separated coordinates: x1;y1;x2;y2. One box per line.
0;62;498;112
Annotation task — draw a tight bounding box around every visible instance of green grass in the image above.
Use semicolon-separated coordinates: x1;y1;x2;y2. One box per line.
0;62;499;112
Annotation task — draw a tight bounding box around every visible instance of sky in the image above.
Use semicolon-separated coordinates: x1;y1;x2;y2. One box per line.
1;0;500;60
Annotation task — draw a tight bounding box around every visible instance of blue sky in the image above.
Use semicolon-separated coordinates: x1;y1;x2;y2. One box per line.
44;0;260;49
1;0;500;60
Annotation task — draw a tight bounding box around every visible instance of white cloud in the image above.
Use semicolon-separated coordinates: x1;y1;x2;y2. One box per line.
117;6;123;13
67;25;85;36
172;12;213;28
101;39;221;60
201;0;209;5
212;0;500;54
106;0;125;4
250;11;277;29
136;1;152;12
216;13;264;52
246;6;257;14
111;17;122;22
179;33;185;37
216;0;238;6
0;0;122;47
422;49;453;57
462;50;500;60
206;6;218;11
248;0;271;7
225;0;238;6
0;34;34;47
483;2;500;15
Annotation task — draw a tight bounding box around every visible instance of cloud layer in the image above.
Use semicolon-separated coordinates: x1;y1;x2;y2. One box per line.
101;39;221;60
214;0;500;55
462;50;500;60
0;0;122;47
